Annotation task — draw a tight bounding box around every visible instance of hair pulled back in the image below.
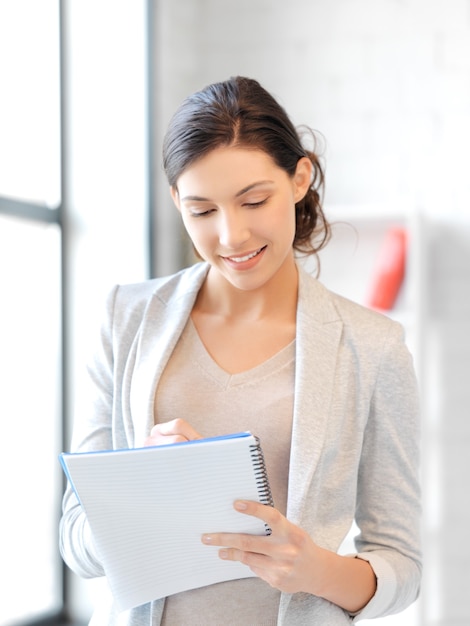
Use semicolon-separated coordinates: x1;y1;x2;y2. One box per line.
163;76;330;258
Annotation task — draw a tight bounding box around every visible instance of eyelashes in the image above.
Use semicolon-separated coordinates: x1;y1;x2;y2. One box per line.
189;198;269;217
189;209;215;217
243;199;268;208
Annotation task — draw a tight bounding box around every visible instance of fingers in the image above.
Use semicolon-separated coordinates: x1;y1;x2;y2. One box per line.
201;503;316;594
143;418;203;447
202;530;270;555
201;500;280;555
233;499;279;526
218;546;270;572
202;531;272;574
156;418;203;440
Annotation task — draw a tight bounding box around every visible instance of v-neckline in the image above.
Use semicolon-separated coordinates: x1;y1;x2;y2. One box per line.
186;318;296;390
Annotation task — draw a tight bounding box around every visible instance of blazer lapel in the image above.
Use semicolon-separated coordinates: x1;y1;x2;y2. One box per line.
129;264;209;445
127;261;343;497
287;267;343;525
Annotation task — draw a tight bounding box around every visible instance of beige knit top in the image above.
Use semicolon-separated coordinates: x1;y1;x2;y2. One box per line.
154;318;295;625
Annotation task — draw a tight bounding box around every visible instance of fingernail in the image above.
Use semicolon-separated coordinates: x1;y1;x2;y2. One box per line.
234;500;247;511
201;535;212;544
219;549;228;559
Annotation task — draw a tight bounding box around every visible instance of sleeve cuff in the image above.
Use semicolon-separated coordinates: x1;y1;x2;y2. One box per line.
350;552;397;622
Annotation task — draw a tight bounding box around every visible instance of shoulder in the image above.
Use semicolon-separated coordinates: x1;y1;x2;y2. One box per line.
298;264;407;357
100;263;209;338
109;263;208;313
298;270;418;409
299;265;401;330
331;289;403;341
331;289;411;375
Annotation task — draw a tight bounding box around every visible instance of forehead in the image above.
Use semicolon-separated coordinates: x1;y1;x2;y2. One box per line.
176;146;287;198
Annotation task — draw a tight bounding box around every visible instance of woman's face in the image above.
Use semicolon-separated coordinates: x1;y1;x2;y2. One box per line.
171;145;311;293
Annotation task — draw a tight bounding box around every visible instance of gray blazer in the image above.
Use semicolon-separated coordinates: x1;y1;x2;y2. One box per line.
60;262;421;625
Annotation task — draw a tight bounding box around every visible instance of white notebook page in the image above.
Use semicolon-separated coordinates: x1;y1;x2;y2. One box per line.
60;433;272;612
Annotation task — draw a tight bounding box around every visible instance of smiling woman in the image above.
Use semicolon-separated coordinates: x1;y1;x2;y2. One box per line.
163;77;329;260
172;146;309;294
60;76;421;625
168;145;310;373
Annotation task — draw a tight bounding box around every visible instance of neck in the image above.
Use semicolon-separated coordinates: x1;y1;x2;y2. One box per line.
196;256;299;322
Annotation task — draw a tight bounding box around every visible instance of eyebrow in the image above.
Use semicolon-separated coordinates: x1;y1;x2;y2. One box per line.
180;180;274;203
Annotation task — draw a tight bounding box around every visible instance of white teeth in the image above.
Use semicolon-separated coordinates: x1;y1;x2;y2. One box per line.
228;248;262;263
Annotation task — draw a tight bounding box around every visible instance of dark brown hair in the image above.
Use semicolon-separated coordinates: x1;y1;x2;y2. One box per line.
163;76;330;258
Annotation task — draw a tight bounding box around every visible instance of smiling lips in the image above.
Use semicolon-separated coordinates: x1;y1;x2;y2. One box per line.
223;245;267;267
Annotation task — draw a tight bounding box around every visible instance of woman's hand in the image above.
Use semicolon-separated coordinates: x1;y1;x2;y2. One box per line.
201;500;323;595
201;500;376;613
144;418;203;447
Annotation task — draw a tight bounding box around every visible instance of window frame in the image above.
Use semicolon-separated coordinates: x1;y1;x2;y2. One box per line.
0;1;154;622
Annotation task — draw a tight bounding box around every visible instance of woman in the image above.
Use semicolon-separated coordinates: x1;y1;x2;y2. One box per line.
60;76;421;625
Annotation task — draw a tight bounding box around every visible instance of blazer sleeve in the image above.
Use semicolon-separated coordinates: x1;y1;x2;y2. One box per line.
59;286;119;578
352;320;422;621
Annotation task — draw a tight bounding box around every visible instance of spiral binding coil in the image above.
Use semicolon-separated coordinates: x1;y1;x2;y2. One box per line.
249;436;274;535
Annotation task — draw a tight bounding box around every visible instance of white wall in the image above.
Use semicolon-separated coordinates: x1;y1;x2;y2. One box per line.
154;0;470;218
153;2;470;625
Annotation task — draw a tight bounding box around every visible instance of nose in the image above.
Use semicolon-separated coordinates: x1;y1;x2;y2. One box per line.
218;208;250;250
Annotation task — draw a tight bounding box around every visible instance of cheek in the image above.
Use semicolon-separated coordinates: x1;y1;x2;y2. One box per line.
181;214;197;237
181;216;211;251
269;201;297;237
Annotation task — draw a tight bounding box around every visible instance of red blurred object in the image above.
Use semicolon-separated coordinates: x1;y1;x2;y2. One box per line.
367;227;407;311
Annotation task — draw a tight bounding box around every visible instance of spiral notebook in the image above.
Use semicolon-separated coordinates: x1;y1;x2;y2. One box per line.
60;432;273;612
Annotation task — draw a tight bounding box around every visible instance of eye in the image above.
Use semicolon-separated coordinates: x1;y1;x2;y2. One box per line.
243;198;268;208
191;211;212;217
188;207;216;217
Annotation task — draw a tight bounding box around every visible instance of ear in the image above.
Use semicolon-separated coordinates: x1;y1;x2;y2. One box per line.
293;157;313;203
169;186;181;211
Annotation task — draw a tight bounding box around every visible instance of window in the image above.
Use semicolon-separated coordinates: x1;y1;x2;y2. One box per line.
0;1;61;208
0;216;62;624
0;1;63;623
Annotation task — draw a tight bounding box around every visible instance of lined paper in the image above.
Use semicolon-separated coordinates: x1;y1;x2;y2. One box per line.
60;433;271;611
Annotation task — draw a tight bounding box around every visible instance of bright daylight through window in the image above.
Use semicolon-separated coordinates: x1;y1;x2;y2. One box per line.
0;1;63;623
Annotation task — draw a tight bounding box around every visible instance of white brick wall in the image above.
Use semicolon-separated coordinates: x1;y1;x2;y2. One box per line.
154;2;470;623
